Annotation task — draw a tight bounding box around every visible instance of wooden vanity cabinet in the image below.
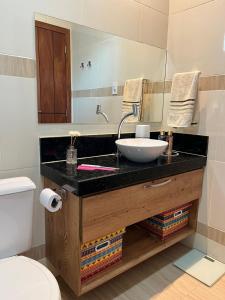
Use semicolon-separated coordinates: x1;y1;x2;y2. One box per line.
44;169;203;296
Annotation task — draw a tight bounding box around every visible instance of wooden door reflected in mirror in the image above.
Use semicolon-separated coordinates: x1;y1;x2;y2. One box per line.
35;21;71;123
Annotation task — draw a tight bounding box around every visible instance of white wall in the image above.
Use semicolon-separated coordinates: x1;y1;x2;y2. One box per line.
0;0;169;247
165;0;225;261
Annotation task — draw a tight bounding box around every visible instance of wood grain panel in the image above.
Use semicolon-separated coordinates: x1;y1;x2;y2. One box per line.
35;21;71;123
82;169;204;243
38;113;55;123
44;178;81;295
54;114;67;123
36;27;55;115
53;31;67;114
81;226;195;294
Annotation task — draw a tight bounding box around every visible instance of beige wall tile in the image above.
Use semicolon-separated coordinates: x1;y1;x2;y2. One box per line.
209;161;225;232
197;162;213;225
170;0;215;14
0;76;39;170
215;136;225;162
167;0;225;78
165;76;225;93
197;223;225;247
139;5;168;48
182;232;225;263
0;54;36;78
197;91;225;136
83;0;141;42
134;0;169;14
199;75;225;91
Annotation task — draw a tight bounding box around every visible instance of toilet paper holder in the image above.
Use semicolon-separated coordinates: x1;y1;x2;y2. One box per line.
52;187;66;201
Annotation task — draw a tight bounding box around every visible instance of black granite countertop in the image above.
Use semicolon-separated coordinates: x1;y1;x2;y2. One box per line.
41;152;207;197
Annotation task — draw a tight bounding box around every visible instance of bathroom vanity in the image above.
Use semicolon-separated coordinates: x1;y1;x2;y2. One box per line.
41;151;206;296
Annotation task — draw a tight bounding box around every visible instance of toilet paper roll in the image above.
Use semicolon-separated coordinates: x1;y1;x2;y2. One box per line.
135;125;150;138
40;188;62;213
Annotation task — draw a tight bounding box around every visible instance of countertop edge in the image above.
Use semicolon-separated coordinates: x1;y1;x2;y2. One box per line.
41;155;207;197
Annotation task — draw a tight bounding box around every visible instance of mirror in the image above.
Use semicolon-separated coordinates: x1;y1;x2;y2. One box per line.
35;13;167;124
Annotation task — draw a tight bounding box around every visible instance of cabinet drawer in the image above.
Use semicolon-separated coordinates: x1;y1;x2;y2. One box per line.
82;169;203;243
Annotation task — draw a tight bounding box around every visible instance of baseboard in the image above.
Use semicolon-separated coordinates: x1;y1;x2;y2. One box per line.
197;222;225;246
22;244;46;260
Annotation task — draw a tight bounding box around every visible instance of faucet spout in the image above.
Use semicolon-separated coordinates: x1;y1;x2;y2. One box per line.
96;104;109;123
117;104;139;140
116;104;139;157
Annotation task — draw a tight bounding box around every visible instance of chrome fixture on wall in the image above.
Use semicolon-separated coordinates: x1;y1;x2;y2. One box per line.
117;104;139;140
96;104;109;123
116;104;139;157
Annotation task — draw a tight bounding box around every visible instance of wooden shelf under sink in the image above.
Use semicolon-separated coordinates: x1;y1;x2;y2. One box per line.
44;172;202;297
80;225;195;295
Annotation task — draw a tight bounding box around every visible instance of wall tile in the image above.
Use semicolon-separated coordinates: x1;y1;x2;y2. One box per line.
170;0;215;14
139;5;168;48
209;161;225;232
0;0;84;58
197;222;225;246
214;136;225;162
197;161;213;225
83;0;141;42
0;75;39;170
134;0;169;14
197;91;225;136
0;166;45;247
182;233;225;263
167;0;225;78
0;54;36;78
166;0;225;260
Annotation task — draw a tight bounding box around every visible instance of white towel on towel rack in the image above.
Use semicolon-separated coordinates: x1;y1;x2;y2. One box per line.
122;78;143;122
167;71;201;127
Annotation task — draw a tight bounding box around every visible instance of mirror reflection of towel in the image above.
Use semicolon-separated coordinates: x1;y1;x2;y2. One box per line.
167;71;201;127
122;78;143;123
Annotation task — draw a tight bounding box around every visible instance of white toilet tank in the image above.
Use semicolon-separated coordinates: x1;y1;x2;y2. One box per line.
0;177;36;259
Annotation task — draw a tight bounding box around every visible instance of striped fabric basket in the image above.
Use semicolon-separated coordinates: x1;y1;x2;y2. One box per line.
139;203;192;240
80;228;125;283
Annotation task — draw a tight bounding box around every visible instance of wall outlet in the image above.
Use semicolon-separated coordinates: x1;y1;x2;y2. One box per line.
112;82;118;95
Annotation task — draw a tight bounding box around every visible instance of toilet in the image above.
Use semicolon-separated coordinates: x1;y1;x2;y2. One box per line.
0;177;61;300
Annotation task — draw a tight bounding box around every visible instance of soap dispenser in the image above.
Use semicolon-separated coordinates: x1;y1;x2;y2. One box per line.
158;130;166;141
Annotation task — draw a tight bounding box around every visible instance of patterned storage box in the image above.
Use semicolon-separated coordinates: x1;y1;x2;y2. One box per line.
80;228;125;283
139;203;192;240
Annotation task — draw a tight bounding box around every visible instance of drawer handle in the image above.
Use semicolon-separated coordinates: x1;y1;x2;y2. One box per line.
174;210;183;218
95;241;110;252
144;179;172;189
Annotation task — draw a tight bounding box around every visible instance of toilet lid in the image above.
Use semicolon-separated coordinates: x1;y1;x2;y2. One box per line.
0;256;61;300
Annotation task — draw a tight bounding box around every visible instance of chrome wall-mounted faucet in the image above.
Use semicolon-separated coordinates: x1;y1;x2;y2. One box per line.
96;104;109;123
117;104;139;140
116;104;139;157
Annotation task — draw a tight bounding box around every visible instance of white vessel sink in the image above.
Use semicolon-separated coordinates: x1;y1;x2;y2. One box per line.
116;138;168;163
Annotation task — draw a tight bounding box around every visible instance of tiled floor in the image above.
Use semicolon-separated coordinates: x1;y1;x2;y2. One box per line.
57;243;225;300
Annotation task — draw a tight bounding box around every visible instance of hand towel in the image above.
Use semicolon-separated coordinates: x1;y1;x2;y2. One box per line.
122;78;143;122
167;71;201;127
